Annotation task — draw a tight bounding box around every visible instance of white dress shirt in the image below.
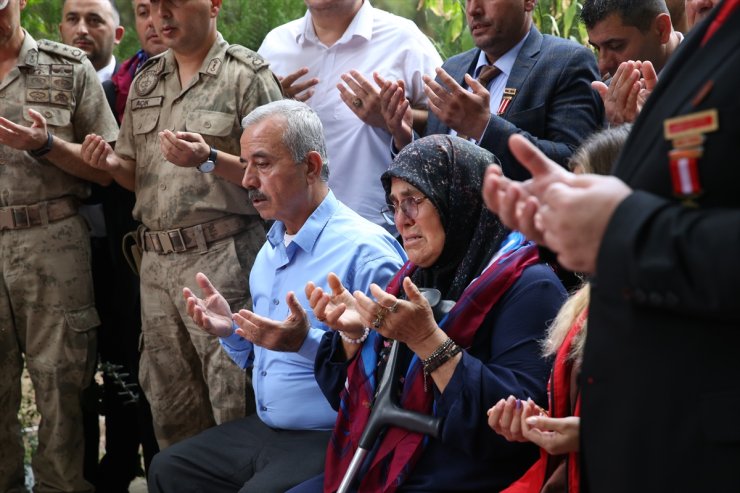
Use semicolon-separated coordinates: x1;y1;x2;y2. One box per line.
96;55;116;83
259;1;442;229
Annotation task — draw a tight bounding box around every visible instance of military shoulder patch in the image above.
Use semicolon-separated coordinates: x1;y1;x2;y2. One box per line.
226;45;267;71
133;53;166;97
37;39;86;62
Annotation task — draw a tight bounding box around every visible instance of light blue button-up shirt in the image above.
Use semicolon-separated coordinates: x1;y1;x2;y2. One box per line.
220;191;406;430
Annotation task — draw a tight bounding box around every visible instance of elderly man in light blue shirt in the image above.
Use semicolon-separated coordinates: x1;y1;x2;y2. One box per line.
147;100;406;493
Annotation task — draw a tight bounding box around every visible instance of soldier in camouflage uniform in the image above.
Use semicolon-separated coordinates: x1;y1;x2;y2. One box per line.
81;0;283;448
0;0;119;491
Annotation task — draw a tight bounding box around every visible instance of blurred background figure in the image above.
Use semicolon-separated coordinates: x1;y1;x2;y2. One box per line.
687;0;719;27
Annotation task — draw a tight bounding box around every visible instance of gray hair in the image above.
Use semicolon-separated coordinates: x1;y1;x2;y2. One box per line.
241;99;329;181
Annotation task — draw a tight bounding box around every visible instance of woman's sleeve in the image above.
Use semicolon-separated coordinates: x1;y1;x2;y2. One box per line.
314;330;351;410
434;264;566;456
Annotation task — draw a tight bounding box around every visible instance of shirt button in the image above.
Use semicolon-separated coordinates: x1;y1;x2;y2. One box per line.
204;121;211;129
159;183;166;190
44;110;52;118
272;298;279;305
260;371;267;376
260;406;267;412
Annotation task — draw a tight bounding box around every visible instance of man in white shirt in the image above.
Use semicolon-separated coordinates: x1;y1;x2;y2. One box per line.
59;0;124;82
258;0;441;231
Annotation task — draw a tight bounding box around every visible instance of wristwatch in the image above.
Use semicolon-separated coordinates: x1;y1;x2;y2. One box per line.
28;131;54;158
197;147;217;173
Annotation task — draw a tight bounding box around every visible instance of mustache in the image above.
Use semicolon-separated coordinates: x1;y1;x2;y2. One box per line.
247;189;267;201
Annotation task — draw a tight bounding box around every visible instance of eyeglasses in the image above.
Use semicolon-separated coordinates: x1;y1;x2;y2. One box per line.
380;196;428;225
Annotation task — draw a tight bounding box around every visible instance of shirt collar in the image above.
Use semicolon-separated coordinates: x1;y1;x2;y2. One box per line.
161;32;226;76
298;0;374;46
96;56;117;82
473;30;530;79
267;190;338;253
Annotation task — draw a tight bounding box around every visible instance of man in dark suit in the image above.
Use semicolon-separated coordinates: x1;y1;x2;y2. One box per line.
383;0;603;181
482;1;740;490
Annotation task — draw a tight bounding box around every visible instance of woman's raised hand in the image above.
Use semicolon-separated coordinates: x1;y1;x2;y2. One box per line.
305;272;365;337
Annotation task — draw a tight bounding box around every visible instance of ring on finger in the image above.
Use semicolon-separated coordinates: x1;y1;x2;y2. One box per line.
372;309;385;329
380;300;399;313
352;97;363;108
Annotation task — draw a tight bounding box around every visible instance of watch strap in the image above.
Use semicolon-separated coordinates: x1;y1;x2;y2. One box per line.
28;131;54;158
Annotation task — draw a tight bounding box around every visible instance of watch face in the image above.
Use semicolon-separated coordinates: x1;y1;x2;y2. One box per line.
198;160;216;173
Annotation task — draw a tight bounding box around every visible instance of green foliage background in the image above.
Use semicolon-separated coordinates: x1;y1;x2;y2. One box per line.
22;0;587;62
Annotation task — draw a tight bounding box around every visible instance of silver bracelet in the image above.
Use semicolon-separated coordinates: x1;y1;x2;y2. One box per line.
339;327;370;344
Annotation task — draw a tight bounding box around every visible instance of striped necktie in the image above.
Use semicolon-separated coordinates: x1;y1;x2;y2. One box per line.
477;64;501;88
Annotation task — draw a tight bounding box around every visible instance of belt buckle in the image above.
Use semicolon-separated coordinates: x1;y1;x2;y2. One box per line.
12;206;31;229
158;228;187;253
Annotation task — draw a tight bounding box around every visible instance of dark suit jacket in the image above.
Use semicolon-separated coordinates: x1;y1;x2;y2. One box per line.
583;4;740;492
425;26;604;181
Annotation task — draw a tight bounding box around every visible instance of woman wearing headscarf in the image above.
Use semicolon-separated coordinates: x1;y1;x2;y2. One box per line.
290;135;566;493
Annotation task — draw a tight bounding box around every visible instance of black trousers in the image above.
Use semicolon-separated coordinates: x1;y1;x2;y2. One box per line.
148;414;332;493
82;185;159;491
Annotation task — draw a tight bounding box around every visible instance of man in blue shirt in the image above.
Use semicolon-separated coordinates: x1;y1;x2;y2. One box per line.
147;100;406;492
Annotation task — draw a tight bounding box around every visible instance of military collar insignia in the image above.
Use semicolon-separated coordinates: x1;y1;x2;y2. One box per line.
206;58;222;75
25;49;38;66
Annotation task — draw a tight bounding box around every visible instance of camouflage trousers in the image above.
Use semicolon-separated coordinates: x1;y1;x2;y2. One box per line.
0;216;98;493
139;223;264;449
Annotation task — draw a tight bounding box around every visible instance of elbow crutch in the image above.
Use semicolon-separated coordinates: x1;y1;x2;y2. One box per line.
337;289;454;493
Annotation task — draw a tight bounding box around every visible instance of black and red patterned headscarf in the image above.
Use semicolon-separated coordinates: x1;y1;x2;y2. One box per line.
381;134;506;300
